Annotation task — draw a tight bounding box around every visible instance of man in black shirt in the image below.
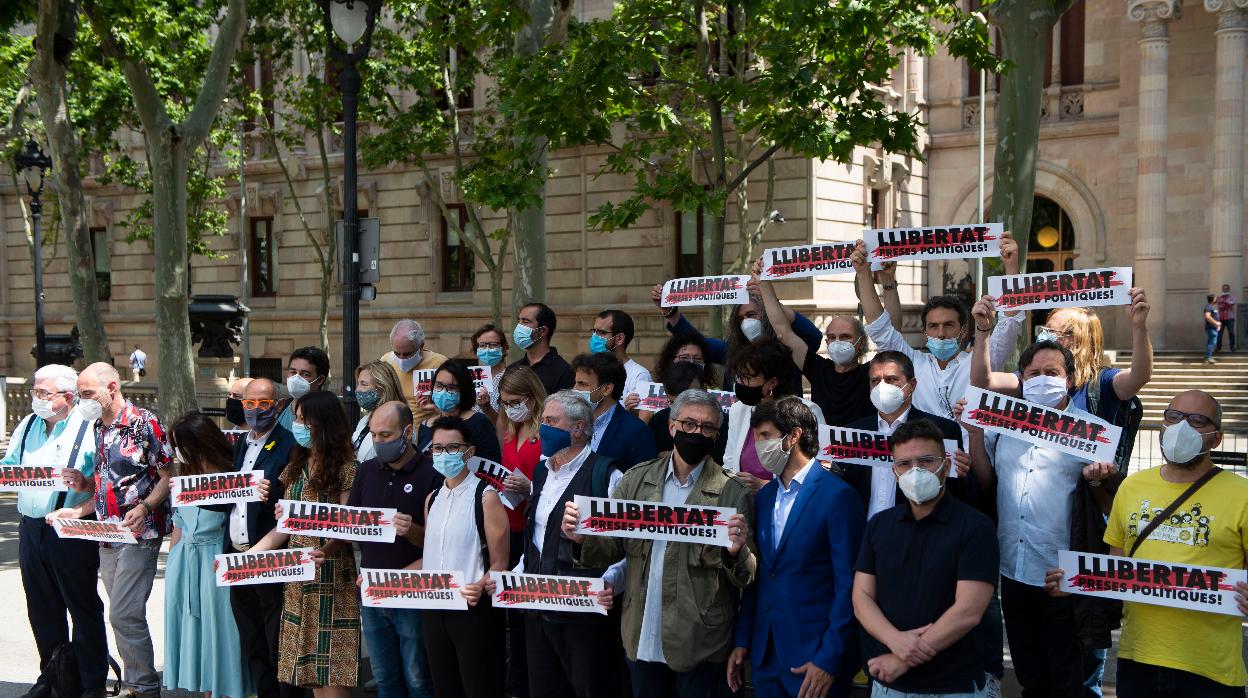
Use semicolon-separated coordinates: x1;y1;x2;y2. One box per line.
852;419;997;696
509;302;576;396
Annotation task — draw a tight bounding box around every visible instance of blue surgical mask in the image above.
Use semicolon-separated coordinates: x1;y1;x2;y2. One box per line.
574;387;603;410
589;334;611;354
1035;327;1060;344
513;324;539;349
356;389;381;411
476;347;504;367
292;422;312;448
539;423;572;456
432;451;467;479
432;390;460;414
926;336;961;362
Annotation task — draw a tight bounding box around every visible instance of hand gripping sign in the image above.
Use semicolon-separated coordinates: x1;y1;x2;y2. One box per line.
1058;550;1247;617
660;275;751;308
987;267;1133;312
214;548;316;586
960;386;1122;463
863;223;1002;263
490;571;608;615
573;495;733;547
0;465;69;491
760;242;857;280
50;517;137;544
816;425;959;477
276;499;397;543
170;471;263;507
359;568;469;610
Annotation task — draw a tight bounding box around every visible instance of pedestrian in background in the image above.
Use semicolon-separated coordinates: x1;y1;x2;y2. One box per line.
1204;295;1221;364
1215;283;1237;352
128;344;147;383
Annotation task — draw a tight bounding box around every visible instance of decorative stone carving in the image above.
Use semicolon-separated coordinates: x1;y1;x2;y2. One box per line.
1060;91;1085;118
962;101;980;129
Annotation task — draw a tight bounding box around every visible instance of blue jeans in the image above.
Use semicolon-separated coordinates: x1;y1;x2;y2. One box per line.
1206;327;1219;358
1083;647;1106;697
362;605;434;698
871;684;987;698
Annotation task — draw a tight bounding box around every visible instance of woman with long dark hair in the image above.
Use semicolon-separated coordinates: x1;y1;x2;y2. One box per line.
249;390;359;696
415;358;502;463
163;413;252;698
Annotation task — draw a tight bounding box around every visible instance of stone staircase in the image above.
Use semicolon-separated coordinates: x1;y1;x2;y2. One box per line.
1109;350;1248;431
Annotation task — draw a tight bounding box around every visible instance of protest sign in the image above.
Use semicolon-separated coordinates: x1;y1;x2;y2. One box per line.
815;426;959;475
170;471;263;507
961;386;1121;462
0;465;68;491
469;365;496;399
760;242;857;280
708;390;739;415
469;457;520;510
50;518;137;544
359;568;469;610
573;495;733;547
660;275;751;307
214;548;316;586
863;223;1002;263
637;382;671;413
1058;550;1247;617
988;267;1132;311
275;499;397;543
412;369;436;398
490;571;608;615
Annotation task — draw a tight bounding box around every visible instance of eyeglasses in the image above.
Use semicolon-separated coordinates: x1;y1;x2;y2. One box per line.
393;349;420;360
590;328;615;339
432;382;459;393
673;418;719;438
241;399;277;410
429;443;470;455
31;389;67;400
500;398;528;409
477;342;504;351
894;455;943;470
675;354;704;366
1162;409;1220;430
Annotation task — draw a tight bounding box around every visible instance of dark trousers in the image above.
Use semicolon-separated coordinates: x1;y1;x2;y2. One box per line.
230;572;303;698
1000;576;1085;698
526;615;621;698
508;531;530;698
627;659;726;698
423;601;505;698
19;515;109;689
1218;319;1237;351
1116;659;1245;698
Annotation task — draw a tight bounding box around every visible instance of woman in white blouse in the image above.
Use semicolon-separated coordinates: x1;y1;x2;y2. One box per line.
350;360;405;462
409;414;509;698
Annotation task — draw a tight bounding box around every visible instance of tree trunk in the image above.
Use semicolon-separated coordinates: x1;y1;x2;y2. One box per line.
32;0;113;365
150;144;198;418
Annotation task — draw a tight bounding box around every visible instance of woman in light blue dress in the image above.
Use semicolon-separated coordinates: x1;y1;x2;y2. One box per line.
164;413;252;698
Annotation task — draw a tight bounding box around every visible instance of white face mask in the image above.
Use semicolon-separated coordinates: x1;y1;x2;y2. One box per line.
870;382;907;415
77;394;106;422
826;340;857;365
504;401;531;423
1022;375;1068;407
754;436;791;476
1160;420;1213;466
32;397;59;420
741;318;764;342
287;374;312;399
174;447;188;465
398;352;422;373
898;464;944;504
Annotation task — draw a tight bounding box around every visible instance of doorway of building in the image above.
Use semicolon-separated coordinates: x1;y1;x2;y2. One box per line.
1027;196;1077;335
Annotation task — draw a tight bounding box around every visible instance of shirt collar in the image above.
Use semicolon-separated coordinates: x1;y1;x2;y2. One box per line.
878;407;913;432
594;403;615;430
665;455;704;489
897;489;954;523
779;459;814;494
104;400;141;430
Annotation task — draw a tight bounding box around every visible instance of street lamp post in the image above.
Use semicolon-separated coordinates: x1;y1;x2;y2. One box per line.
322;0;381;423
16;138;53;368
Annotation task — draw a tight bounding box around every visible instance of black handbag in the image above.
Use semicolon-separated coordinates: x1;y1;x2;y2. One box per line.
38;642;122;697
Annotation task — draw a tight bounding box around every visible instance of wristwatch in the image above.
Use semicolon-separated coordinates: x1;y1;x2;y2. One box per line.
662;307;678;319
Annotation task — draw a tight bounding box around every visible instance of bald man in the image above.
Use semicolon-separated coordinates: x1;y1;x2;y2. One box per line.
339;400;439;696
68;362;172;698
225;376;254;428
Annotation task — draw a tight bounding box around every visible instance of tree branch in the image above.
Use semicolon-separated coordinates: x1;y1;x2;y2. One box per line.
182;0;247;148
726;141;781;194
83;0;170;139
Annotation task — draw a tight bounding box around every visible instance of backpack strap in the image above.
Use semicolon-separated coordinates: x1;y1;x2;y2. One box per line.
589;454;620;498
1128;467;1223;557
474;477;489;566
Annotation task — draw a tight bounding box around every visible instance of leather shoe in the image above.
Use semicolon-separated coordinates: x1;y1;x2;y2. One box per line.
19;683;50;698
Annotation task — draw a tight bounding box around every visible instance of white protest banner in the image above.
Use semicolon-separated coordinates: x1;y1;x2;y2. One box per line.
573;495;733;547
660;275;751;308
708;390;739;415
170;471;263;507
275;499;397;543
50;517;137;544
214;548;316;586
411;369;436;398
637;382;670;413
760;242;857;280
0;465;68;491
816;426;959;476
490;571;608;615
470;457;520;510
1057;550;1247;617
988;267;1132;312
864;223;1002;263
469;365;496;399
961;386;1121;462
359;568;469;610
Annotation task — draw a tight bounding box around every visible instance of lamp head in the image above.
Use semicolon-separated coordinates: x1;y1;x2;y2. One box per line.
15;137;52;197
328;0;379;52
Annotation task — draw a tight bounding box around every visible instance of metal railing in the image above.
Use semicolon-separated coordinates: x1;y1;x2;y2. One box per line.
1127;427;1247;477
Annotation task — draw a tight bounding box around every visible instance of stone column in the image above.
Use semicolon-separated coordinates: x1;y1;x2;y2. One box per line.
1129;0;1181;348
1205;1;1248;304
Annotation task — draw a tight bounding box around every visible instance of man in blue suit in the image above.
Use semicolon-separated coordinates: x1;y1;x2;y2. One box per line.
729;397;866;698
571;352;657;469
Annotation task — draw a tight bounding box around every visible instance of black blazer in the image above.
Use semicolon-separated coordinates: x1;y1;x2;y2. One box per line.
839;407;980;509
208;424;298;549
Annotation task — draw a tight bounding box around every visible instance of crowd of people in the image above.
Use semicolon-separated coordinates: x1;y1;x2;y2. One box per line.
6;235;1248;698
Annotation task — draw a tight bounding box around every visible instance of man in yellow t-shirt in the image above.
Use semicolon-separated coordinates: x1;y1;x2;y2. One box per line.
380;319;448;425
1103;391;1248;695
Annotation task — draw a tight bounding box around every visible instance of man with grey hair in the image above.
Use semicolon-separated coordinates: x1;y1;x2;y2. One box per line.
4;364;108;698
564;389;757;694
382;318;448;423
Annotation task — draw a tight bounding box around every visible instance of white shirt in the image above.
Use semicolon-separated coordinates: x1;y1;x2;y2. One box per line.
425;473;493;582
129;349;147;370
623;359;652;399
589;406;615;452
866;408;912;519
865;310;1023;420
636;458;703;663
352;415;376;463
773;460;814;545
230;428;272;548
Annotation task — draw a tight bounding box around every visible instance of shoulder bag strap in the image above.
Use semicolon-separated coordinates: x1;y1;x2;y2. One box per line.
54;420;92;511
475;477;489;566
1128;467;1223;557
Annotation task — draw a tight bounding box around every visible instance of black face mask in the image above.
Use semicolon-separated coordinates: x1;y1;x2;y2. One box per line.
673;431;716;467
734;381;765;407
225;398;246;427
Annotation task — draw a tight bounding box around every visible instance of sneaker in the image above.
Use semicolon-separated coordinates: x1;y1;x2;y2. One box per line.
1205;357;1217;364
984;673;1002;698
852;668;870;688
